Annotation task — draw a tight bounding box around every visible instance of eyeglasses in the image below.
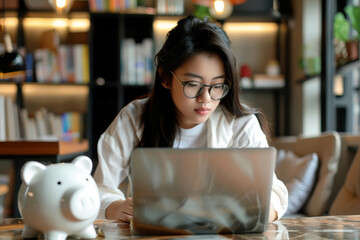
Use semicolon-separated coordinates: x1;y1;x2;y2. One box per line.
171;71;230;100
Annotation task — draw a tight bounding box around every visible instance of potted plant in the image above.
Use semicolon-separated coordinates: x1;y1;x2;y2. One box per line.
334;5;360;63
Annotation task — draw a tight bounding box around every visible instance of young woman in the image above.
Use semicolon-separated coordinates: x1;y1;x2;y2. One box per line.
94;16;288;222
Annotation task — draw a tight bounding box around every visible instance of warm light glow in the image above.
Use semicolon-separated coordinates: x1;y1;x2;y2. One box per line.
214;0;225;14
23;84;88;96
209;0;233;20
69;19;90;32
154;20;177;31
0;84;17;98
334;74;344;96
0;17;18;27
53;19;68;27
56;0;66;8
23;18;90;32
224;23;278;32
24;18;67;27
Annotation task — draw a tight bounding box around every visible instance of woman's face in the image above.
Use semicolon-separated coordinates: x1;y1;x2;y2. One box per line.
165;53;226;129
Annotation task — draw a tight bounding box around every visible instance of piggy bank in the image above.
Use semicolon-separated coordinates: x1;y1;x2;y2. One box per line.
18;156;100;240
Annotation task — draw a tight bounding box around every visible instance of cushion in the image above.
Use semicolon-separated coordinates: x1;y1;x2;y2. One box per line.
276;150;319;215
273;132;341;216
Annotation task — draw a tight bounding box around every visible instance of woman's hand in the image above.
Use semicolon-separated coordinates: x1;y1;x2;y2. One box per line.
106;198;133;222
268;204;278;222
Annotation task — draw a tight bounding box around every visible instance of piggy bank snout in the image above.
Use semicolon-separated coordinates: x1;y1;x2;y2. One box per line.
61;187;100;221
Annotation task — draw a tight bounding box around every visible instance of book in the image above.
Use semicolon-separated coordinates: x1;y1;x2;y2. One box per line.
0;95;5;141
135;43;145;84
66;46;75;83
34;49;48;83
25;52;34;82
35;109;48;137
57;45;68;82
12;102;21;139
143;38;153;84
5;97;17;140
48;112;63;138
73;44;84;83
121;39;136;84
82;45;90;84
73;44;89;84
28;118;38;140
21;108;38;140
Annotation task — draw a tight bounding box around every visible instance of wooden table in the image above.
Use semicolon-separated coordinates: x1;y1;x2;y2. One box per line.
1;215;360;239
0;140;89;218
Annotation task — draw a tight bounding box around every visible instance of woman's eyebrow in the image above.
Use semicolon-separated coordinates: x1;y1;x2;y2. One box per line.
184;73;226;80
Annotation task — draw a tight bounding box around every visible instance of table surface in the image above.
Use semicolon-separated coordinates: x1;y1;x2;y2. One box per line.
1;215;360;239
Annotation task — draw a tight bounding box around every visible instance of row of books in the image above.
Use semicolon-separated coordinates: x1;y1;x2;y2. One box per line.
121;38;154;85
26;44;89;84
0;95;84;141
89;0;138;12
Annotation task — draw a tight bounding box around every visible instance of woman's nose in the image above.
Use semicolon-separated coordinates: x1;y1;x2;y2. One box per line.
196;87;212;103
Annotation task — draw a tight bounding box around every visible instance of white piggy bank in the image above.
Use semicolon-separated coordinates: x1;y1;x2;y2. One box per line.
17;156;100;240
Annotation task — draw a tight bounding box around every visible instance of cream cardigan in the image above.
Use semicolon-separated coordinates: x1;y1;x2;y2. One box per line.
94;98;288;219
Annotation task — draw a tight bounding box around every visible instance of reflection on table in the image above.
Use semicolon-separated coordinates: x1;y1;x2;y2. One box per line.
1;215;360;239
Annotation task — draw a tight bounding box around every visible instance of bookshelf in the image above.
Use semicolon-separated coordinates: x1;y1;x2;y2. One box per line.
89;13;154;159
0;2;90;143
1;1;292;160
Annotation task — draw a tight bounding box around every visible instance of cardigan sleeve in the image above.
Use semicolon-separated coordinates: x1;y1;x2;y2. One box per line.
93;99;144;219
232;114;289;219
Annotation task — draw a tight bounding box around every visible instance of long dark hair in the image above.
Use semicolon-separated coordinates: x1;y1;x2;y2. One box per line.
138;16;270;147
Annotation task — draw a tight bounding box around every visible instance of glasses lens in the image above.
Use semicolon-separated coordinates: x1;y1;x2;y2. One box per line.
183;81;230;100
184;81;203;98
210;84;229;100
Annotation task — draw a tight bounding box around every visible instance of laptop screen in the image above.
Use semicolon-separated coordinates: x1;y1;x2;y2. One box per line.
130;147;276;235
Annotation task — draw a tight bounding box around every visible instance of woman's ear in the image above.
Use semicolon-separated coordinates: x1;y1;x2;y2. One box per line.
159;68;170;89
161;79;170;89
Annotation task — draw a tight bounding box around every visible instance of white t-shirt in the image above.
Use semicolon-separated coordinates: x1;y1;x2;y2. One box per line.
174;122;207;148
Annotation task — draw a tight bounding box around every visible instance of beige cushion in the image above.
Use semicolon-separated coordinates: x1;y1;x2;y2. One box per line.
329;149;360;215
273;131;341;216
276;150;319;215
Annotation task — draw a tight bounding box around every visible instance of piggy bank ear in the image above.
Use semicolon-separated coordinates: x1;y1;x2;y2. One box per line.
72;156;92;173
21;161;46;186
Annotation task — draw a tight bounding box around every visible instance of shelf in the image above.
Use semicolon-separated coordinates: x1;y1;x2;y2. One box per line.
122;84;153;88
24;11;89;18
0;139;88;156
336;59;360;75
0;82;88;86
90;12;154;17
297;74;321;84
241;87;285;93
227;13;285;23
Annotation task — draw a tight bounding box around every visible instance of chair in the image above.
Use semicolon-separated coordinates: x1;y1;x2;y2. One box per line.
328;134;360;209
272;131;341;217
329;147;360;215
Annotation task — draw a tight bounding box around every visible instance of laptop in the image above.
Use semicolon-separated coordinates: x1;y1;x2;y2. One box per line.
130;147;276;235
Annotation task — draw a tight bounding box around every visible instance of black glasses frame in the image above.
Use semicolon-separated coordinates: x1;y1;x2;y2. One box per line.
170;71;230;100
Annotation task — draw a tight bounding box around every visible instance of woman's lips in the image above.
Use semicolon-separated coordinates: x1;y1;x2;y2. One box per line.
195;108;210;116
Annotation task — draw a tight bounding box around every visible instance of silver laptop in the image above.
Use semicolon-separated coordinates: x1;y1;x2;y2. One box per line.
130;147;276;235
